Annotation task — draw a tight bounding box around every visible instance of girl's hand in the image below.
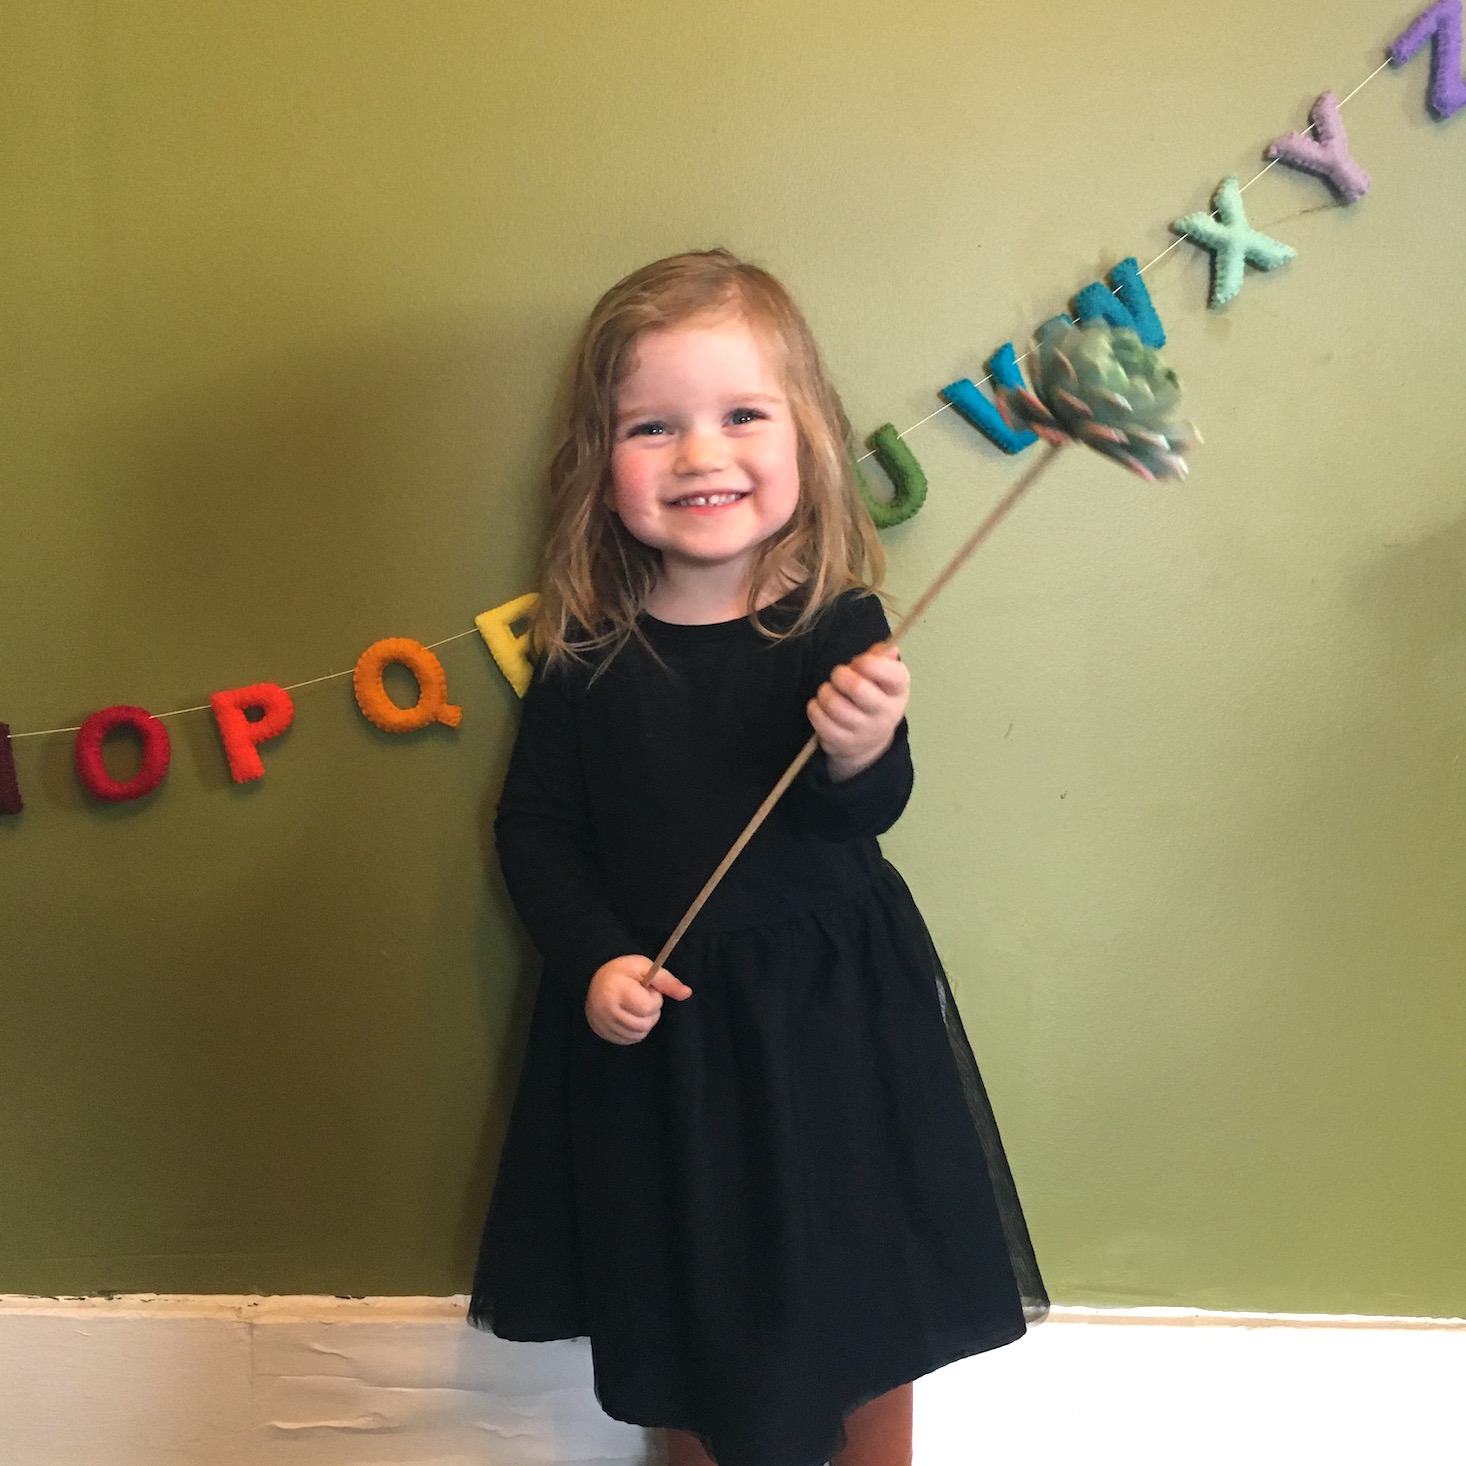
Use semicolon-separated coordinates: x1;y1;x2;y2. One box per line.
807;641;910;782
585;955;692;1045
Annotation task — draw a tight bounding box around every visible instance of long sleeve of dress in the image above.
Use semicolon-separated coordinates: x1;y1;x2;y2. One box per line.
493;663;641;997
784;592;914;842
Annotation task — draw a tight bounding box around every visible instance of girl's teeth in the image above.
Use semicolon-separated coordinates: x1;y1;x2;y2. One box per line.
680;493;743;507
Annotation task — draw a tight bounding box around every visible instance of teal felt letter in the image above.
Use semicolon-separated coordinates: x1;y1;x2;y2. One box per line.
942;343;1040;455
1072;257;1166;348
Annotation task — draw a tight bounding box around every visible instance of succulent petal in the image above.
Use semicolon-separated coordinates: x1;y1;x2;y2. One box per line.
994;319;1196;482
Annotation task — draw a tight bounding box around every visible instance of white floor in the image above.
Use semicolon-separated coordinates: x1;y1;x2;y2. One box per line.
0;1297;1461;1465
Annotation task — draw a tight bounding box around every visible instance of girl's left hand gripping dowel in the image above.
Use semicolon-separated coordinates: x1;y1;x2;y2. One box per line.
588;954;693;1044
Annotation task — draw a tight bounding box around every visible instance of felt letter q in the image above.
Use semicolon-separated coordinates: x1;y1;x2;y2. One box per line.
353;637;463;733
210;682;294;784
74;705;171;802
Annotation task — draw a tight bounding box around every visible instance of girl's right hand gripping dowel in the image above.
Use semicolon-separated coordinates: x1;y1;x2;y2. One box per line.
587;955;693;1045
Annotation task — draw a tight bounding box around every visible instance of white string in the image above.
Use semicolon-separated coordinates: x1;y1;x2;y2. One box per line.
8;60;1396;741
855;57;1391;467
8;627;483;740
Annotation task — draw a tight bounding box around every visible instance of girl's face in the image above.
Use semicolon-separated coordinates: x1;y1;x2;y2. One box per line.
609;314;801;584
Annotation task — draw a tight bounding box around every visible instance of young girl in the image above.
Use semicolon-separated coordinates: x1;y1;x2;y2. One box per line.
469;249;1046;1466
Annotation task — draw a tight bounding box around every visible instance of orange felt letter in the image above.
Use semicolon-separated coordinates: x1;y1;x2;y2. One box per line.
353;637;462;733
210;682;295;784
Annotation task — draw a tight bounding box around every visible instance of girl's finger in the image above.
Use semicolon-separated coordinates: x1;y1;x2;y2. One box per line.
818;676;871;717
622;987;664;1019
809;690;866;736
828;666;889;714
849;653;909;694
650;971;692;1000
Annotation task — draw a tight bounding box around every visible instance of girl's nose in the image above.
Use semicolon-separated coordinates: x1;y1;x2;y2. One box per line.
675;426;728;475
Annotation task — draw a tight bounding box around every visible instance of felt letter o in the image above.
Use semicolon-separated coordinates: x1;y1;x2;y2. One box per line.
73;705;171;802
210;682;294;784
476;594;539;699
353;638;463;732
1;722;24;815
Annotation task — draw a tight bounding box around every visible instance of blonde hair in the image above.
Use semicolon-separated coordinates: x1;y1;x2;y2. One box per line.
530;248;884;664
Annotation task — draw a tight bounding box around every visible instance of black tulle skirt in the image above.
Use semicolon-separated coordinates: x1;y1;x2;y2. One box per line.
470;863;1046;1466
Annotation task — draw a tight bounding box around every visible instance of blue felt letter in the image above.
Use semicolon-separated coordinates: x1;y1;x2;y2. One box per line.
1072;257;1166;348
942;343;1039;455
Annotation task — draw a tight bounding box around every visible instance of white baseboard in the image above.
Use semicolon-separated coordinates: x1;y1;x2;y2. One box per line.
0;1296;1461;1465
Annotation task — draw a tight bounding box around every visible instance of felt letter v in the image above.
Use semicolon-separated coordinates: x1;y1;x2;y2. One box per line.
942;343;1040;456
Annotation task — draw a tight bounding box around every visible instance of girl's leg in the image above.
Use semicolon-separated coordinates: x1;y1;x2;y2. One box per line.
665;1383;912;1466
832;1383;914;1466
666;1429;718;1466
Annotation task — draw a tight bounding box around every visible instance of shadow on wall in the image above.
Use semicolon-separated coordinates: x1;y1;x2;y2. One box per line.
454;747;543;1291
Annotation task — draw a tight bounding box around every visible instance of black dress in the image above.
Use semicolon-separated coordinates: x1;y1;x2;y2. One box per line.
470;590;1045;1466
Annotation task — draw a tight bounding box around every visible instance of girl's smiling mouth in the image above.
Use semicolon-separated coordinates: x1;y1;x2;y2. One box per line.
672;491;750;508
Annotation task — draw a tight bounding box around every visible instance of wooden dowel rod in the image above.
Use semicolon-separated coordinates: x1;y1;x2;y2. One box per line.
640;441;1065;987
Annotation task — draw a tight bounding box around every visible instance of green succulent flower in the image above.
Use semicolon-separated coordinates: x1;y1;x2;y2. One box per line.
996;318;1200;481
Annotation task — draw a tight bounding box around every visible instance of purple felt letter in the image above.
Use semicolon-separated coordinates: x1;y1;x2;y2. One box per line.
0;723;21;815
1266;92;1371;203
1390;0;1466;120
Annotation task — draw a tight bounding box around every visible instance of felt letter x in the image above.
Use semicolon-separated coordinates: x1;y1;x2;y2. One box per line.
1171;175;1296;309
1266;92;1371;204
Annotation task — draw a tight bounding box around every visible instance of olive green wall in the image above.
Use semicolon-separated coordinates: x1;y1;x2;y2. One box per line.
1;1;1461;1313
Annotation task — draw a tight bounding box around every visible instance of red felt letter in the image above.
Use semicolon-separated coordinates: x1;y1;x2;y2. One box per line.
210;682;295;784
0;722;23;815
74;706;171;802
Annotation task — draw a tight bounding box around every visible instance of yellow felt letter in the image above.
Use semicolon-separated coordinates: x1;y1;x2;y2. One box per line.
476;593;538;698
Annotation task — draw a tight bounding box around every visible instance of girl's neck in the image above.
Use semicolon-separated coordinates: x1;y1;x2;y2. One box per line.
645;556;800;626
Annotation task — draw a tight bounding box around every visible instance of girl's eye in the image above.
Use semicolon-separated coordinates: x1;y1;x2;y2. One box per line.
626;421;668;438
728;407;767;426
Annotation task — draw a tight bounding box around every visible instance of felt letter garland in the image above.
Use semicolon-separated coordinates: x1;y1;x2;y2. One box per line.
1072;256;1167;349
1266;92;1371;203
943;345;1041;455
1172;175;1297;308
210;683;294;784
353;638;463;732
0;723;22;816
5;10;1459;821
1390;0;1466;119
73;706;171;802
476;594;539;699
857;424;929;529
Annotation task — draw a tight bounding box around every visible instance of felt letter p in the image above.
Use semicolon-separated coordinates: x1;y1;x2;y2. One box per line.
210;682;294;784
